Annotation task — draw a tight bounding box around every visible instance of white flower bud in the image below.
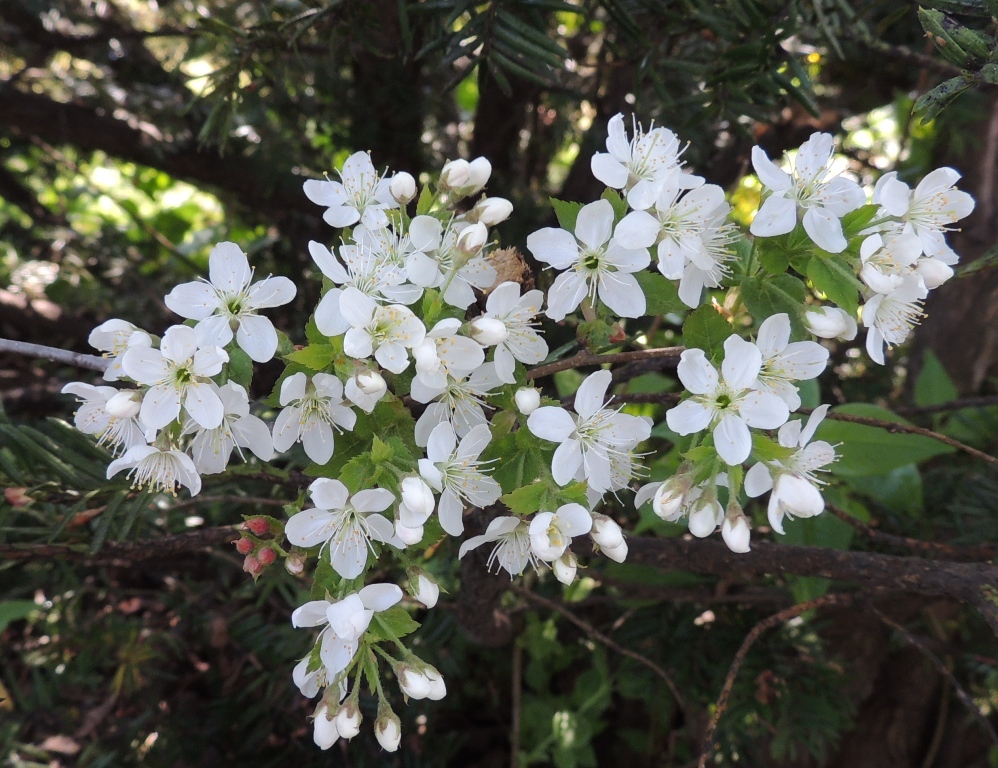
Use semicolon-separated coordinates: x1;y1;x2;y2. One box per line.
805;306;857;341
602;539;628;563
688;499;721;538
313;704;340;750
334;703;362;739
456;222;488;254
553;551;578;585
915;258;954;289
440;159;472;190
467;157;492;193
721;514;751;553
468;317;509;346
355;369;387;395
105;390;141;419
390;172;417;204
375;711;402;752
591;514;624;550
285;551;306;576
401;476;435;520
412;572;439;609
398;666;432;699
515;387;541;415
471;197;513;226
424;667;447;700
395;520;424;546
653;479;685;522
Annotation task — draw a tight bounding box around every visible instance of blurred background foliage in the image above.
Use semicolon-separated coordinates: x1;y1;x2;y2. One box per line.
3;0;998;766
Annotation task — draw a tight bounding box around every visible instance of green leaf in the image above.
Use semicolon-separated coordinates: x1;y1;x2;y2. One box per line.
600;188;629;222
740;274;808;335
550;198;583;232
750;433;796;462
914;350;958;406
369;606;420;641
682;305;730;358
840;204;881;239
370;436;394;464
633;271;685;315
337;453;376;492
758;246;789;275
416;185;434;215
815;404;956;476
0;601;38;632
225;347;254;388
844;465;924;515
501;482;550;515
286;344;336;370
807;255;861;315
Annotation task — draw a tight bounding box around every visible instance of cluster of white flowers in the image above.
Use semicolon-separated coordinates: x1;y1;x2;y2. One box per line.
63;242;294;495
60;116;975;754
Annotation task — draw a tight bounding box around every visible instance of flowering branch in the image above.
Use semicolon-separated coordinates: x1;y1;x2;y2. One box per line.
0;337;108;372
697;594;854;768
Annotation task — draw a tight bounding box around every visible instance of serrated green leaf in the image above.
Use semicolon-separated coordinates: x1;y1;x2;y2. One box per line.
337;453;376;492
370;606;420;642
682;305;731;358
286;344;336;370
550;198;583;233
807;255;861;315
633;271;685;315
741;274;808;335
501;482;549;515
371;436;394;463
600;188;629;222
750;433;796;462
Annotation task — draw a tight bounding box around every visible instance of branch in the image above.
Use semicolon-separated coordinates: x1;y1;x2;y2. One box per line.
512;584;686;711
869;605;998;752
894;396;998;416
826;504;998;561
697;594;854;768
0;337;107;372
0;525;240;565
625;536;998;634
527;346;683;380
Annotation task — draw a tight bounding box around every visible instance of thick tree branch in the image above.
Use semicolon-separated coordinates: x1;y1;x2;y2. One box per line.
626;536;998;634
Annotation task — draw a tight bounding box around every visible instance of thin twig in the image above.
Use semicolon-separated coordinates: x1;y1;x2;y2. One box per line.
826;504;998;561
526;347;683;380
511;585;686;711
698;594;853;768
870;605;998;752
894;396;998;416
0;337;107;372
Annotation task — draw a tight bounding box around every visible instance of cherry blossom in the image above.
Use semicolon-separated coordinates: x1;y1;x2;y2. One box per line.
458;516;538;577
404;217;497;309
753;313;828;411
340;287;426;374
88;319;152;382
862;274;926;365
164;242;296;363
411;364;501;447
479;281;548;384
107;444;202;496
529;503;593;561
184;382;273;474
272;373;356;465
62;382;146;455
303;151;398;229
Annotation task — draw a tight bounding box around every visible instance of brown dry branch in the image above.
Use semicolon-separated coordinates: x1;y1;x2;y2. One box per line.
511;584;686;711
697;594;854;768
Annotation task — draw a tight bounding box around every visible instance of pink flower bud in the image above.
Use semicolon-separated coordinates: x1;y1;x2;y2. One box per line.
244;518;270;536
257;547;276;565
235;537;254;555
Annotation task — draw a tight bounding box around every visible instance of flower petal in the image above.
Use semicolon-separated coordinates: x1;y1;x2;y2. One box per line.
713;413;752;465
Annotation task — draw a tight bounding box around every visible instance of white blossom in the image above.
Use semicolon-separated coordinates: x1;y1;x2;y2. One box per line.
397;475;436;530
411;572;439;609
313;704;340;750
529;503;593;561
468;197;513;226
515;387;541;415
88;319;152;382
666;336;789;466
745;406;835;534
749;133;866;253
122;325;228;430
552;551;578;585
527;199;650;320
721;513;751;553
858;232;922;295
344;369;388;413
418;422;501;536
164;242;296;363
480;281;548;384
405;217;497;310
615;176;736;308
862;274;926;365
303;151;398;229
285;479;397;579
412;318;484;389
411;364;501;447
184;382;273;474
107;445;202;496
62;382;146;455
873;167;974;265
590;113;694;210
375;712;402;752
340;287;426;374
527;370;651;494
272;373;356;465
753;313;828;411
440;157;491;196
390;171;417;204
458;516;538;577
